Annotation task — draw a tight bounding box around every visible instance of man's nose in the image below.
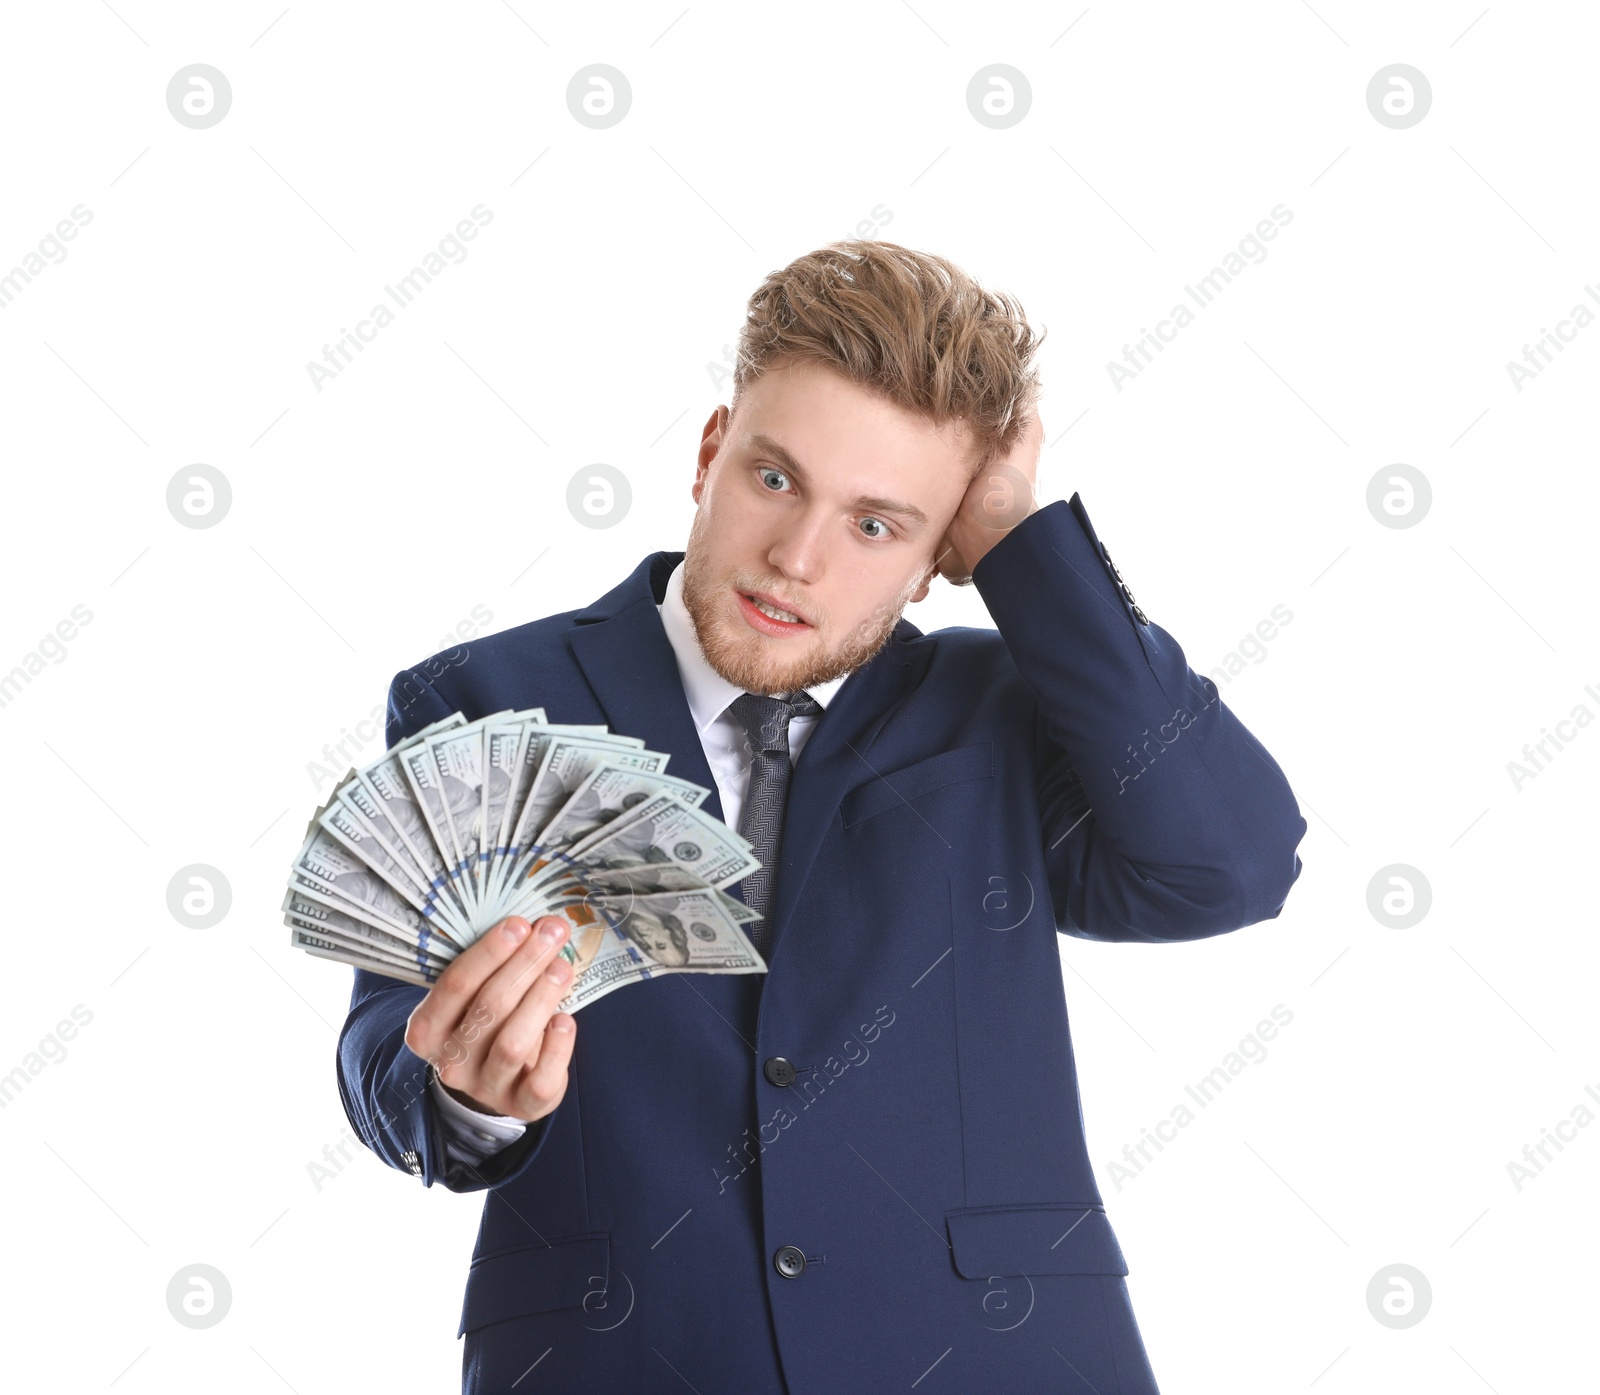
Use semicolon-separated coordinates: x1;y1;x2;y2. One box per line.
765;513;829;583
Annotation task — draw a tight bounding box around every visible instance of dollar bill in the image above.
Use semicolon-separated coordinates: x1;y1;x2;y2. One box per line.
536;762;712;859
490;722;615;874
284;887;451;968
288;825;453;956
420;723;496;916
483;734;667;918
356;724;476;931
316;791;472;948
287;918;451;976
397;739;480;923
285;706;770;1013
547;887;767;1012
478;716;605;903
293;930;438;987
503;790;757;917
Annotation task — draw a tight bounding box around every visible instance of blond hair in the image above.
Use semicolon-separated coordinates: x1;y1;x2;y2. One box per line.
731;239;1045;471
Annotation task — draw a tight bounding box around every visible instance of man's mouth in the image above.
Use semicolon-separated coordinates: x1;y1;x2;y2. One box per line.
735;588;813;634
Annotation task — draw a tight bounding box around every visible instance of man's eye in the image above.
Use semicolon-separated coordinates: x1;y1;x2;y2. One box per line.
760;467;790;491
859;517;889;540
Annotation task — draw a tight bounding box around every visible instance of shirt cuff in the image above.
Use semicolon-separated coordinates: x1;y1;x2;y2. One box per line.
428;1073;528;1162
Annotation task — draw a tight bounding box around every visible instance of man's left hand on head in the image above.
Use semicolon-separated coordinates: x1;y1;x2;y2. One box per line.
935;410;1044;585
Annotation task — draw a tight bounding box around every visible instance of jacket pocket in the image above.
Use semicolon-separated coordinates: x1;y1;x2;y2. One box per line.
944;1203;1128;1279
840;741;994;828
457;1233;611;1335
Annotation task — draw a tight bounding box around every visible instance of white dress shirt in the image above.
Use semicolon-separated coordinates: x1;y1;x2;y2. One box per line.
431;559;848;1167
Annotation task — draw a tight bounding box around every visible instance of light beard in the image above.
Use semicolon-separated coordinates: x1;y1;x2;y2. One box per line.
681;530;927;697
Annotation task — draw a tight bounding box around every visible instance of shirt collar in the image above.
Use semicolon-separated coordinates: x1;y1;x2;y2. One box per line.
658;559;849;738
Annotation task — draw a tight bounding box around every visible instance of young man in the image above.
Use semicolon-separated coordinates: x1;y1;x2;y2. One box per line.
337;240;1307;1393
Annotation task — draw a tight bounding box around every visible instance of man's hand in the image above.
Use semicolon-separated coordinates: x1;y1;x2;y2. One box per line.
935;411;1045;585
404;915;578;1123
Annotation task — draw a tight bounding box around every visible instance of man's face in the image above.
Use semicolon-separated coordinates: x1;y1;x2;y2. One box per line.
683;359;976;696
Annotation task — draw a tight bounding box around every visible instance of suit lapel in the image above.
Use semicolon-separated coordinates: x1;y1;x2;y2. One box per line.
566;549;934;967
567;551;725;823
766;625;931;964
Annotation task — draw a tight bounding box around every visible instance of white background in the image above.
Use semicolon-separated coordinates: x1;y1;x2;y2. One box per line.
1;2;1595;1390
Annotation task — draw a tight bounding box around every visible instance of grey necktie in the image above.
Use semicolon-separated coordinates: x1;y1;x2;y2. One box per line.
726;689;822;958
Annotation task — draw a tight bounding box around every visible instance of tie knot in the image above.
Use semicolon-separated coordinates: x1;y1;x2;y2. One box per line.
727;690;821;753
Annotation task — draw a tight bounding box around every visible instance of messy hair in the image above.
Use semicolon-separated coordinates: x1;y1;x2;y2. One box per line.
731;239;1045;472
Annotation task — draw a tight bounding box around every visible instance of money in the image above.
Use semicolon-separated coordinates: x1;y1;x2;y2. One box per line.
483;733;662;918
504;789;758;912
480;718;608;905
555;889;767;1011
285;708;767;1013
528;764;712;869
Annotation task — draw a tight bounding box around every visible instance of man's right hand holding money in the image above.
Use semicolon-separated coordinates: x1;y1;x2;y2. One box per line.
404;915;578;1122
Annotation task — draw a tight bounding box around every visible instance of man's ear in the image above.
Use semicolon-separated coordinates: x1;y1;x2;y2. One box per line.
693;405;729;504
908;561;936;605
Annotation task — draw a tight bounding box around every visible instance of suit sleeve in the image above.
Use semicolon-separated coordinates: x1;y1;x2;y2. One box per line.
969;493;1307;943
332;664;555;1193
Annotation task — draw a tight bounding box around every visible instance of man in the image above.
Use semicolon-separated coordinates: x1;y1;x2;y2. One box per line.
336;240;1306;1393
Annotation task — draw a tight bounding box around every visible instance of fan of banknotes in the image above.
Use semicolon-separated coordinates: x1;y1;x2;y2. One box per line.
284;707;767;1014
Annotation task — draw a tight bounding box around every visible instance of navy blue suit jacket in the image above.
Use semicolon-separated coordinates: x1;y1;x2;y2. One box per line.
336;494;1305;1394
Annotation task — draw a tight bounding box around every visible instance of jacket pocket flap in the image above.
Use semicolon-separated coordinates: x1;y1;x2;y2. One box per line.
457;1233;610;1335
945;1204;1128;1278
841;741;994;828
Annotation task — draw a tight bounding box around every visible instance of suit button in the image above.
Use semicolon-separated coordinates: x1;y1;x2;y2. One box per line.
1101;545;1149;625
774;1245;806;1279
763;1056;797;1087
